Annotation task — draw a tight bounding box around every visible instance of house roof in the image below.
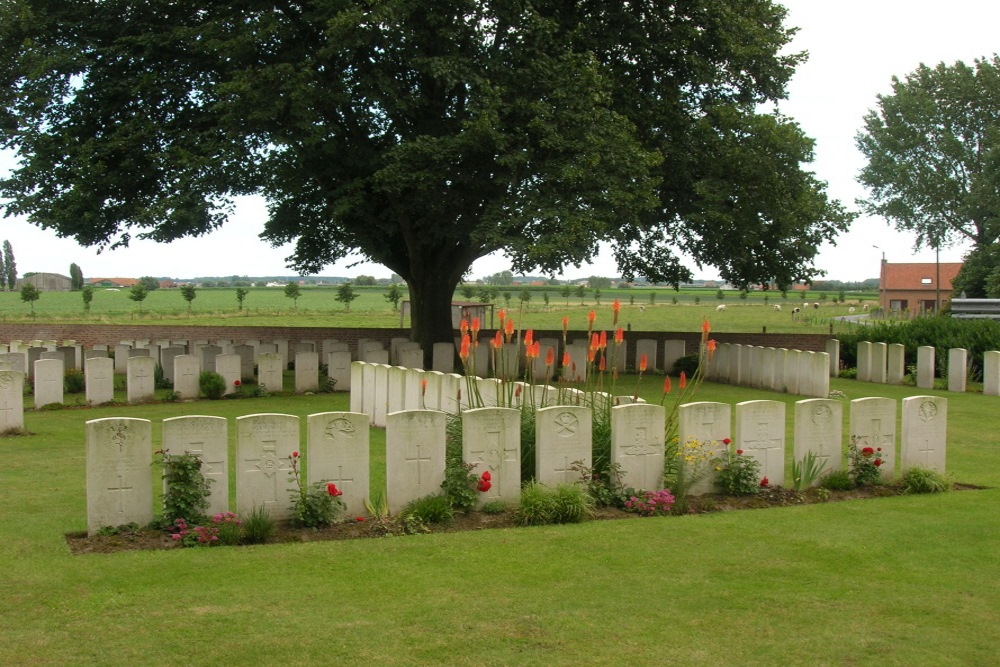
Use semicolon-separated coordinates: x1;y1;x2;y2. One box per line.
881;262;963;290
89;277;140;287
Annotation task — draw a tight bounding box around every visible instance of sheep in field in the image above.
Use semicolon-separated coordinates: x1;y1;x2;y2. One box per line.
715;304;727;312
773;304;782;311
848;307;856;314
813;302;820;309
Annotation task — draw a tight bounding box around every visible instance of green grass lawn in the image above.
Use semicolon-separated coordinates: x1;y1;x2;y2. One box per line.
1;373;996;664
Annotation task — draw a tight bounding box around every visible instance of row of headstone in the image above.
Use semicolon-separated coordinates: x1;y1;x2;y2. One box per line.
84;402;668;533
857;342;995;394
677;395;947;492
705;343;832;398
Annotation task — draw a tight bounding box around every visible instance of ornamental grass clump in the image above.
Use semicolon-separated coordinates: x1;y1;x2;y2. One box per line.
516;482;594;526
899;466;949;494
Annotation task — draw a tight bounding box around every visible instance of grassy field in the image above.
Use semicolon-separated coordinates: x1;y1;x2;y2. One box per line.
0;285;878;334
1;373;997;664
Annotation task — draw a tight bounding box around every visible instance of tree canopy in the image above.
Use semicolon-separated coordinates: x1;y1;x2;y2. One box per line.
0;0;850;348
856;56;1000;252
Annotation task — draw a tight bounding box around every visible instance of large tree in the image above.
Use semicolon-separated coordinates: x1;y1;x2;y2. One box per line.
856;56;1000;252
0;0;850;349
2;241;15;290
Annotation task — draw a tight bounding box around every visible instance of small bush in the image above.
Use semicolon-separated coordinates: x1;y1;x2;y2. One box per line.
240;505;276;544
899;467;949;494
199;371;227;400
515;482;593;526
671;354;700;377
63;368;85;394
401;494;454;524
481;500;506;515
819;468;854;491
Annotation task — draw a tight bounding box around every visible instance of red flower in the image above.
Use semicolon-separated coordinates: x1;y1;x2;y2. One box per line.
679;371;687;389
599;356;606;371
736;449;743;455
562;351;571;368
460;319;469;336
524;329;534;347
612;298;621;315
481;471;491;482
614;326;624;345
874;458;883;467
876;447;882;452
356;516;366;522
760;477;769;488
587;310;596;325
561;316;569;336
292;451;299;458
459;334;471;361
599;330;607;350
546;346;555;366
862;446;874;456
707;339;716;358
471;317;480;334
663;376;672;394
477;480;492;493
327;483;342;496
723;438;732;445
639;354;648;372
702;318;711;335
234;379;241;387
421;379;428;395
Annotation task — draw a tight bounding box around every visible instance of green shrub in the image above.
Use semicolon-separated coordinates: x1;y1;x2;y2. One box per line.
63;368;85;394
240;505;276;544
671;354;700;377
899;467;949;494
515;482;593;526
199;371;226;399
819;468;854;491
480;500;506;515
401;494;454;524
156;450;211;528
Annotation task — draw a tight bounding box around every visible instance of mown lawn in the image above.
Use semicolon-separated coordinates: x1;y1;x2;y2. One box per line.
1;373;996;665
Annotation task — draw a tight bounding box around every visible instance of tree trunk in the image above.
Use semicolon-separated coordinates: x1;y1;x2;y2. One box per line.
407;270;462;354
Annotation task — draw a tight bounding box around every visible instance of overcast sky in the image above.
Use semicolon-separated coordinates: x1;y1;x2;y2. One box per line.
1;0;995;282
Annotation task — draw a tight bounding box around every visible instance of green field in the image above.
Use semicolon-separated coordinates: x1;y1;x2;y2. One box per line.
1;373;997;664
0;285;878;334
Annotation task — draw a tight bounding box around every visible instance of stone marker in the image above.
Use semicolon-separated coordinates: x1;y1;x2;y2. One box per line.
294;351;320;393
233;344;256;381
826;339;840;377
948;348;967;392
349;361;365;413
34;358;64;408
86;417;153;535
235;413;299;520
432;342;455;374
901;396;947;473
793;399;842;480
403;368;424;410
85;356;114;405
0;370;25;431
200;344;223;373
387;366;407;414
850;397;896;477
735;400;786;487
440;373;463;414
327;351;352;392
535;406;592;485
783;349;801;394
162;416;229;516
126;355;156;404
160;346;185;383
463;407;521;506
886;344;905;384
113;344;131;374
373;364;389;427
611;403;666;492
173;355;200;400
916;346;935;390
0;352;27;374
307;411;370;516
984;350;1000;397
257;353;284;393
663;340;686;374
215;354;242;396
386;410;446;514
678;401;731;495
636;339;659;372
856;341;872;382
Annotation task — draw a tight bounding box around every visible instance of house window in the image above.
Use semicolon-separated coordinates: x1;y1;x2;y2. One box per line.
921;278;932;284
889;299;908;311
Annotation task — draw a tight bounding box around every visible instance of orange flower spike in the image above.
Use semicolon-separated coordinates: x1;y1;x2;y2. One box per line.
562;351;571;368
707;339;717;360
497;309;506;325
587;310;596;330
663;376;672;394
590;332;600;351
599;356;607;371
532;341;541;360
546;346;555;367
459;334;470;361
471;317;480;335
524;329;534;348
612;298;621;325
680;371;688;389
614;326;624;345
639;353;648;373
588;347;596;363
702;318;711;335
599;330;607;350
460;319;469;336
504;318;514;340
492;331;503;350
561;316;569;337
514;384;523;398
421;379;428;395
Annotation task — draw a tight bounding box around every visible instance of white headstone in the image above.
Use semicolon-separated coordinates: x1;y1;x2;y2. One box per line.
235;413;299;520
636;339;659;372
825;339;840;377
611;403;666;491
885;343;905;384
0;370;25;430
294;351;320;393
663;340;686;375
349;361;366;412
34;358;64;408
678;401;731;495
162;416;230;516
387;366;407;414
213;353;241;396
783;349;801;394
901;396;947;473
535;406;592;485
113;344;131;374
811;352;830;398
984;350;1000;396
257;353;284;393
439;373;463;414
386;410;446;514
432;342;455;373
422;371;444;411
850;397;896;477
201;345;223;373
233;344;256;381
126;355;156;404
327;351;352;392
948;348;967;392
85;356;114;405
793;399;842;480
463;407;520;507
735;400;786;487
86;418;153;534
306;412;370;516
916;345;935;390
373;364;390;427
856;341;872;382
159;346;185;383
173;355;200;399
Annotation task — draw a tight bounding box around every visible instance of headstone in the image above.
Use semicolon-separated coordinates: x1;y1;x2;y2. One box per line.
826;339;840;377
783;349;801;394
172;355;200;399
439;373;463;414
27;346;45;380
463;407;520;507
535;406;592;486
0;352;27;374
294;351;320;393
160;346;185;383
235;413;299;520
387;366;407;414
856;341;872;382
86;418;153;535
258;342;278;359
57;345;79;371
257;353;284;393
885;343;906;385
948;348;967;392
126;356;156;404
215;353;242;395
85;357;114;405
295;340;316;354
403;369;424;410
349;361;366;412
611;403;666;492
663;340;686;375
916;346;935;390
389;337;410;366
811;352;830;399
735;400;786;487
636;339;659;372
275;339;289;368
984;350;1000;397
678;401;731;495
234;344;256;382
564;344;588;383
432;342;455;374
793;399;842;480
0;370;25;431
162;416;229;516
200;344;223;373
361;362;377;419
363;348;390;365
901;396;947;473
386;410;446;514
772;349;787;392
327;351;352;392
870;343;887;384
306;411;370;516
759;347;775;390
714;343;731;383
476;377;502;407
373;364;390;427
33;358;64;408
748;346;763;389
422;371;443;411
797;351;814;397
399;347;424;371
850;397;896;477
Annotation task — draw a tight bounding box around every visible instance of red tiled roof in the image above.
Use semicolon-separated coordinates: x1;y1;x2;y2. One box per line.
881;263;963;290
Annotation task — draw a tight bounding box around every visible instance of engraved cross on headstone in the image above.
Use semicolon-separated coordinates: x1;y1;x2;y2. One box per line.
471;426;518;473
108;476;134;514
405;444;432;485
747;419;782;471
329;465;355;488
864;418;894;449
553;456;574;483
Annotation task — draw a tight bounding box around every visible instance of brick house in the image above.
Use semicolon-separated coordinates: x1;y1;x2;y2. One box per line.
878;260;963;313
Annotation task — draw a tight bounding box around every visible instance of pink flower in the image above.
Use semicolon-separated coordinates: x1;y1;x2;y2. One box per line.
171;534;181;541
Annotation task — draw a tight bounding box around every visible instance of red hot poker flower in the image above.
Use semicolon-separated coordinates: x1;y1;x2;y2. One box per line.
471;317;480;334
614;326;624;345
587;310;596;325
460;319;469;336
459;334;470;361
491;331;503;350
639;354;648;372
421;379;428;395
679;371;687;389
663;376;672;394
561;316;569;337
702;318;711;335
599;330;607;350
546;347;555;366
504;318;515;340
562;351;571;368
524;329;534;347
